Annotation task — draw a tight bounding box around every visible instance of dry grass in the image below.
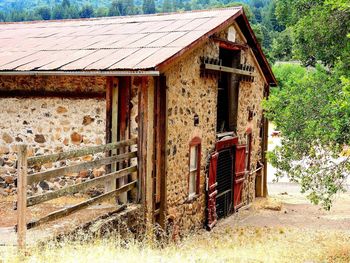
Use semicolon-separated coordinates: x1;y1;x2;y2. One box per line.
1;226;349;263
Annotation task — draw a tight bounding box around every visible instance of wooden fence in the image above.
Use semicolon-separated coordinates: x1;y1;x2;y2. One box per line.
15;138;138;249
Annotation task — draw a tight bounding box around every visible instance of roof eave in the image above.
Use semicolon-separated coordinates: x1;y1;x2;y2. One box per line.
0;70;160;77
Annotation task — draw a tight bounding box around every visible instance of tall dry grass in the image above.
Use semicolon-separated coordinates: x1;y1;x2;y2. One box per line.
1;226;349;263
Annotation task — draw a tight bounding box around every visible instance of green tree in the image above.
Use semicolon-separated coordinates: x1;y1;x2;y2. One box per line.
0;11;7;22
275;0;350;66
79;5;94;18
269;29;293;61
109;0;136;16
96;7;109;17
36;6;51;20
143;0;156;14
264;63;350;210
163;0;172;12
62;0;71;8
264;0;350;209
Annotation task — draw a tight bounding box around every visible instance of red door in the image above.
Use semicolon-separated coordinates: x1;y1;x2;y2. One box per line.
207;152;218;230
234;145;246;210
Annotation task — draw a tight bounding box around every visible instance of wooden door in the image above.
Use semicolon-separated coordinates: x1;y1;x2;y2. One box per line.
234;144;246;209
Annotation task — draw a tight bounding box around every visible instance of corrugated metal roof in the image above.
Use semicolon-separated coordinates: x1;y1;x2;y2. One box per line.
0;8;242;72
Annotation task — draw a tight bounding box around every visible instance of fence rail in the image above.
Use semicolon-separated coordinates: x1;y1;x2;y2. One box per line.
15;138;138;249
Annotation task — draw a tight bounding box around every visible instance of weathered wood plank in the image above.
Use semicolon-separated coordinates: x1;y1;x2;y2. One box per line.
157;75;167;228
27;151;137;185
204;63;257;77
27;138;137;166
25;180;137;230
0;89;105;100
118;77;131;203
138;76;155;229
137;77;147;202
105;76;119;193
27;165;137;207
16;144;28;250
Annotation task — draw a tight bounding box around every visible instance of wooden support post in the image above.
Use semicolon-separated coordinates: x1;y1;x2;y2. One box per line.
262;87;270;197
155;75;167;228
17;144;28;250
138;76;155;232
118;77;131;203
105;77;119;193
262;116;269;197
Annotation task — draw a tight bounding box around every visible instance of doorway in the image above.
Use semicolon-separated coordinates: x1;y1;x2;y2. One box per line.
216;147;234;218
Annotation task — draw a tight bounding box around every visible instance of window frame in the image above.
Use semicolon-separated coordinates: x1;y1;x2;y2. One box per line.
188;137;201;199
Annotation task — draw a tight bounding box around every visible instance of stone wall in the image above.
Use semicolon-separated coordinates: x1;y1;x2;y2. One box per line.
233;23;266;205
164;23;267;235
0;76;106;196
164;40;219;235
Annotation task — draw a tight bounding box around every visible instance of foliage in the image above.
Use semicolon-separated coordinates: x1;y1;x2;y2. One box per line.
79;4;94;18
275;0;350;66
269;29;293;62
264;63;350;209
36;6;51;20
143;0;156;14
262;0;350;209
109;0;137;16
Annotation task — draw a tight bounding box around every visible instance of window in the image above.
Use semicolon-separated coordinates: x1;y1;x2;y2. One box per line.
189;137;201;199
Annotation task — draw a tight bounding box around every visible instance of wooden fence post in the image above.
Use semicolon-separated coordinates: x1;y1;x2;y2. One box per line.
17;144;28;250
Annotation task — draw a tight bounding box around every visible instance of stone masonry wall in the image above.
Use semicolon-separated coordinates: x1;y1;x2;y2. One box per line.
164;23;266;235
234;24;266;206
165;40;219;235
0;76;106;196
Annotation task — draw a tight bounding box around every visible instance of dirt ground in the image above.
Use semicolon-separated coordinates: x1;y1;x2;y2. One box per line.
0;195;118;246
224;182;350;232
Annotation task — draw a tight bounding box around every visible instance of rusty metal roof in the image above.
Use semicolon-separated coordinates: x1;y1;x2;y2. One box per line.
0;8;241;72
0;7;277;85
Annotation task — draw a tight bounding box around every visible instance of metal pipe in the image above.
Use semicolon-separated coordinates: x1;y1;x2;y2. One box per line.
0;70;160;77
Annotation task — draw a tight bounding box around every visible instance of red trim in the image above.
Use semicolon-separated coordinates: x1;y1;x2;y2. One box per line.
189;136;202;147
212;37;248;51
215;137;238;152
189;137;202;196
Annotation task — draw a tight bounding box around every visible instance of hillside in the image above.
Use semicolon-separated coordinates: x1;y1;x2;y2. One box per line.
0;0;111;12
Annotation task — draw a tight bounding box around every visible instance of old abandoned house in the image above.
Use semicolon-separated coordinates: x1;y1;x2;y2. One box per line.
0;6;276;237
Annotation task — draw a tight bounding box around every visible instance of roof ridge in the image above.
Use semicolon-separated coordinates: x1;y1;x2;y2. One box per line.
0;6;243;26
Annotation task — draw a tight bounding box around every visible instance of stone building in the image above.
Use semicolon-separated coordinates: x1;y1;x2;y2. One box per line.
0;7;276;234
